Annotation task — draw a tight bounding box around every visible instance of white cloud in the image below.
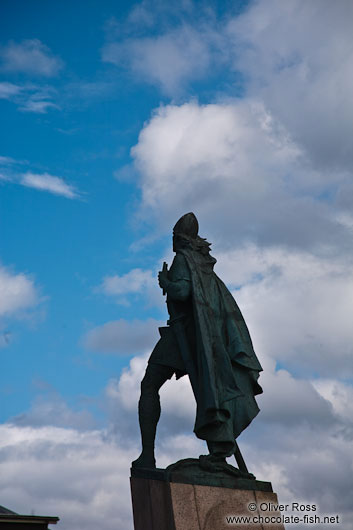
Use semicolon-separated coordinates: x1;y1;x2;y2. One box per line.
83;318;163;355
12;392;97;431
0;81;58;113
102;25;215;96
241;418;353;527
227;0;353;173
0;160;80;198
0;159;79;198
0;82;22;99
0;350;352;530
101;268;154;296
131;100;349;251
0;265;39;317
213;244;353;377
19;98;59;114
313;379;353;427
257;368;336;428
0;424;135;530
0;264;41;349
132;100;295;203
113;352;195;425
0;331;11;348
20;172;80;199
65;80;115;100
106;354;148;413
0;155;17;165
98;268;161;306
109;1;353;173
0;39;63;76
104;352;198;445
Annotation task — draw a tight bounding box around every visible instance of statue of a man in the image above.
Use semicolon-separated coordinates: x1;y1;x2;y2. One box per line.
132;213;263;470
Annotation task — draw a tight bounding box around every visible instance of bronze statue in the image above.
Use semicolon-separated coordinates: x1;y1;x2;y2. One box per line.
132;213;263;475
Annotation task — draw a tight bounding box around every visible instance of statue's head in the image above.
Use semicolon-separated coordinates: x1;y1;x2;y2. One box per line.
173;212;198;238
173;212;199;251
173;212;214;260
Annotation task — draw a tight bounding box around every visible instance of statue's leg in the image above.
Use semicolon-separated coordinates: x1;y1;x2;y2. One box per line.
206;440;250;474
132;363;174;469
206;440;233;461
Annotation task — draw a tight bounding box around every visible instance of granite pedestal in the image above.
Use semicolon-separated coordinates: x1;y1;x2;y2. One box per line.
130;467;285;530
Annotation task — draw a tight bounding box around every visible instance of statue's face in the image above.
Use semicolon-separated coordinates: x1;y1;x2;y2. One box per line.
173;232;182;252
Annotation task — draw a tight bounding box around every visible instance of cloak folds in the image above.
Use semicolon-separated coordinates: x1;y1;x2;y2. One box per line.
177;247;263;454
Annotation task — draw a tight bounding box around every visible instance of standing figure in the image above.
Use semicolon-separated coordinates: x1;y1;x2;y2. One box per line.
132;213;263;471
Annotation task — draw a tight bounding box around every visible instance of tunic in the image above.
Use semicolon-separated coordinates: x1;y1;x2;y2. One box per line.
148;252;192;377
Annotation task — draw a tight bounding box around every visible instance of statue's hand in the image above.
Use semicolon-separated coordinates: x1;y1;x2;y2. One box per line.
158;262;169;292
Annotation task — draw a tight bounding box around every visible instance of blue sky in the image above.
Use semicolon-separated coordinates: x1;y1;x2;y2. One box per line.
0;0;172;420
1;1;353;529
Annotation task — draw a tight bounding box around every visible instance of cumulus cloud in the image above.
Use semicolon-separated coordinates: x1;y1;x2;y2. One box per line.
104;352;198;447
0;39;63;76
111;352;195;429
109;1;353;174
11;391;97;431
0;349;352;530
102;25;214;96
228;0;353;173
313;379;353;427
83;318;163;355
257;368;336;428
131;100;350;252
100;268;154;296
0;264;41;349
242;419;353;528
20;172;80;199
98;267;161;306
0;424;136;530
214;245;353;378
0;265;39;317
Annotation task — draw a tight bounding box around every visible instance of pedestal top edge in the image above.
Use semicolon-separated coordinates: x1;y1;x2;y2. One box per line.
130;467;273;492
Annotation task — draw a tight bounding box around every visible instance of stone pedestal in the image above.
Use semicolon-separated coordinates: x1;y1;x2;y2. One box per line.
130;468;285;530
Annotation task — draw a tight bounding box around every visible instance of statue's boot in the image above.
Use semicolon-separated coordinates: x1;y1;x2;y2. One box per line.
131;451;155;469
206;440;234;462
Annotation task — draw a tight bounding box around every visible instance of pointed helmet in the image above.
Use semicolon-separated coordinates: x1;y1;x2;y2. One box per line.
173;212;199;239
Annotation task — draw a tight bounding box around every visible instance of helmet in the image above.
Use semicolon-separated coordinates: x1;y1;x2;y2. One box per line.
173;212;199;239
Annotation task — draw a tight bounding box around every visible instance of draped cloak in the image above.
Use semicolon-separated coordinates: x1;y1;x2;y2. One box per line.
148;246;263;453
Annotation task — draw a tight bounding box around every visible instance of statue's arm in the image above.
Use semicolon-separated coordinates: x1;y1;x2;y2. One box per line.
158;253;191;301
164;278;191;301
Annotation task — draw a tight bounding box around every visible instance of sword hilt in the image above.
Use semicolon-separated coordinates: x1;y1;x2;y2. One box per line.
162;261;168;295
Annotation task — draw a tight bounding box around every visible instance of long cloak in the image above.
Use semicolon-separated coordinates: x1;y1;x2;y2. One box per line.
178;247;263;451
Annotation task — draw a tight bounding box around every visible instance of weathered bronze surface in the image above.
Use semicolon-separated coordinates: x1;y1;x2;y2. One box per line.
130;466;273;493
132;213;263;480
